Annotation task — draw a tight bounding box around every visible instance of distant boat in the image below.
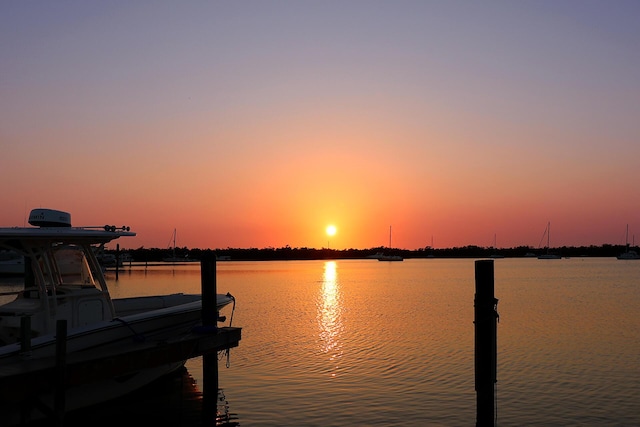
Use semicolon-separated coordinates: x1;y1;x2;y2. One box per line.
163;228;199;263
378;253;404;261
489;233;504;258
378;226;403;262
617;224;640;260
538;222;561;259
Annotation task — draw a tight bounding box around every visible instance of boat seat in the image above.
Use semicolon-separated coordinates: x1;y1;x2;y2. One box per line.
22;288;53;298
0;297;41;316
54;285;102;300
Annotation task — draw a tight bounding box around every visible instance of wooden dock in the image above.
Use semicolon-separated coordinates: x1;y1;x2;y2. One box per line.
0;326;241;401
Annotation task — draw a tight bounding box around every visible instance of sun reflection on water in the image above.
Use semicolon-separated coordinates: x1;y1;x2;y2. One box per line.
318;261;343;377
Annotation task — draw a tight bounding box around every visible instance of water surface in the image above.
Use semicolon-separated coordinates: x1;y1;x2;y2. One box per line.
74;258;640;425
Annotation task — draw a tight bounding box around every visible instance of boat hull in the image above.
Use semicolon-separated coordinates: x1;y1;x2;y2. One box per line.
617;251;640;260
0;294;234;425
378;255;403;261
0;294;233;358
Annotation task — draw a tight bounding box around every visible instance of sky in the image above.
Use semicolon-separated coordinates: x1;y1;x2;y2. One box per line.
2;1;640;251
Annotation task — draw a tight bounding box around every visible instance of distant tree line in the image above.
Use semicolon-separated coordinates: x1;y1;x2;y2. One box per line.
109;243;634;262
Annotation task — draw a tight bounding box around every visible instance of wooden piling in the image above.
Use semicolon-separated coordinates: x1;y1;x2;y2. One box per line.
474;260;498;427
200;252;218;426
20;316;31;355
115;243;120;280
55;319;67;426
200;251;218;329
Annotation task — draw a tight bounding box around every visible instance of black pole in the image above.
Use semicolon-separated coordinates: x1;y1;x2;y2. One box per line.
475;260;498;427
115;243;120;280
201;252;217;329
55;319;67;426
20;316;31;355
200;252;218;426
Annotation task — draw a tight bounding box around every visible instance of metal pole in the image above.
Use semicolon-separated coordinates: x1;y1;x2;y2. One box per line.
55;319;67;426
201;251;217;329
475;260;498;427
200;252;218;426
115;243;120;280
20;316;31;355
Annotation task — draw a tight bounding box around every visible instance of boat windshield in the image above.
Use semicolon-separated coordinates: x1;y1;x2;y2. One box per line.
53;245;97;286
24;244;100;295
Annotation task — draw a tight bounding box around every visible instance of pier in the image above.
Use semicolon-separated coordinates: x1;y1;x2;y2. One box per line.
0;326;241;399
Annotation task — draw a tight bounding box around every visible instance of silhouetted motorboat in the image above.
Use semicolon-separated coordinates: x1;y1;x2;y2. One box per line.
0;208;235;425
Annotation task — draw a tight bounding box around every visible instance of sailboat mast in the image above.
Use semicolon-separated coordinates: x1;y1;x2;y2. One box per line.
547;222;551;249
625;224;629;245
389;226;392;248
172;228;177;258
626;224;630;251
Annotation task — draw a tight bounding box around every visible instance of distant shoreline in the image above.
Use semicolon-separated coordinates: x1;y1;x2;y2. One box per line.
107;244;633;262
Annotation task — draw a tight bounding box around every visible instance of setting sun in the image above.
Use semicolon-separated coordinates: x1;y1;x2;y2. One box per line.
326;225;337;236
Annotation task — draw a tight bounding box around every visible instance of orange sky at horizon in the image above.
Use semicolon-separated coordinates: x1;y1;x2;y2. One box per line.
2;2;640;251
2;169;638;252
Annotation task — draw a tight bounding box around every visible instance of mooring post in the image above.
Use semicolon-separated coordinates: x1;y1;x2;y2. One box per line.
201;251;218;329
200;251;218;426
55;319;67;426
20;316;31;355
115;243;120;280
475;259;498;427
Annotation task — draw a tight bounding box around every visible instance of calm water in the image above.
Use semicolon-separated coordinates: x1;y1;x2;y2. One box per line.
63;258;640;425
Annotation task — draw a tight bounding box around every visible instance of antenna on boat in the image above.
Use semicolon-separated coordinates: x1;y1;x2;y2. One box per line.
78;225;131;231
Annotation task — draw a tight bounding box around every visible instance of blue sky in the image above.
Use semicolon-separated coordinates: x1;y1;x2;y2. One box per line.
2;1;640;250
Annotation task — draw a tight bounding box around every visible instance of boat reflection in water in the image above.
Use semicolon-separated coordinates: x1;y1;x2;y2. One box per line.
58;366;238;426
318;261;344;377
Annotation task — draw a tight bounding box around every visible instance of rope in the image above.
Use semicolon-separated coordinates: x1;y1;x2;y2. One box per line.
218;292;236;368
226;292;236;327
112;317;146;342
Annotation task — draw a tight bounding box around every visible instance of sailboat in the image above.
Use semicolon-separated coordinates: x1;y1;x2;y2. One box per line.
489;233;504;258
617;224;640;260
378;226;403;261
538;221;561;259
163;228;198;262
